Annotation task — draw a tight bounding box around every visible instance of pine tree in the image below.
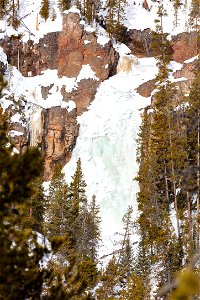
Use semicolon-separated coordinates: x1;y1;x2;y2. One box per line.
119;272;149;300
172;0;181;27
118;206;134;285
105;0;127;41
22;176;47;233
44;234;95;299
0;0;6;19
96;256;121;299
40;0;50;21
67;158;89;257
86;195;101;261
186;57;200;251
57;0;71;13
45;164;72;264
151;4;173;68
50;8;57;21
46;164;69;238
0;107;45;299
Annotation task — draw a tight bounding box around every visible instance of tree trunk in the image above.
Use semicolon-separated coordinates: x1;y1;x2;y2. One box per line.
164;160;170;210
168;111;180;238
186;191;192;243
197;109;200;250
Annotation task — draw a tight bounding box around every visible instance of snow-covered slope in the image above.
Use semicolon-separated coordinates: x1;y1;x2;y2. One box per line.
0;0;194;43
125;0;192;35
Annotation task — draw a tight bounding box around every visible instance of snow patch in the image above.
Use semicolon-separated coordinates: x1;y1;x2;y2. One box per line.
97;35;110;46
61;100;76;112
184;55;199;64
9;130;23;136
84;40;92;45
0;46;7;64
11;113;21;123
63;6;81;15
76;64;98;83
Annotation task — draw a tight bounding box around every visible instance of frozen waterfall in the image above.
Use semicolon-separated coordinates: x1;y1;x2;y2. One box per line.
30;106;42;147
63;57;158;254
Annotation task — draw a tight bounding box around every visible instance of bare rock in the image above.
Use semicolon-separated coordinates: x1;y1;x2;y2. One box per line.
142;0;151;11
136;79;156;97
71;79;100;115
0;32;59;76
41;84;54;100
124;28;153;57
58;12;119;79
173;60;196;81
41;106;79;180
171;32;198;63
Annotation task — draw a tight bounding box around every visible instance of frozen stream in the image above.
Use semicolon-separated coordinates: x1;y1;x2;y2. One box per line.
64;57;158;252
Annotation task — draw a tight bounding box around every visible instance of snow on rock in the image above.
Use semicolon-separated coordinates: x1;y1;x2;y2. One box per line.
97;35;110;46
184;55;199;64
63;6;81;16
61;100;76;112
76;64;99;83
0;46;7;64
5;67;77;110
11;113;22;123
9;130;23;136
113;42;131;56
0;98;12;111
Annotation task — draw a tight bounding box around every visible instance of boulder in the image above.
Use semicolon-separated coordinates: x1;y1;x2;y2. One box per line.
136;79;156;97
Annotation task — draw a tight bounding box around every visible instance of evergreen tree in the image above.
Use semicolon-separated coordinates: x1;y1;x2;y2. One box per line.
96;256;121;299
86;194;101;261
105;0;127;41
119;272;149;300
45;164;71;263
22;176;47;233
0;107;45;299
40;0;50;21
151;4;173;69
50;7;57;21
44;232;97;299
46;164;69;238
67;158;89;257
57;0;71;13
172;0;181;27
118;206;134;285
186;57;200;251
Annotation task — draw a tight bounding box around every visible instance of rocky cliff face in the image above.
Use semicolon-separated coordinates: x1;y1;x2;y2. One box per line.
136;58;197;99
171;31;198;63
0;33;59;76
124;28;198;63
1;12;119;180
57;12;118;116
41;106;79;180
